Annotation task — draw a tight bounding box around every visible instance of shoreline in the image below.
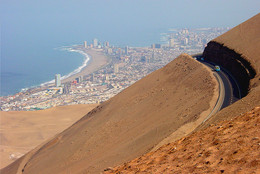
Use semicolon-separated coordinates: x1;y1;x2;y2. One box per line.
61;48;109;84
1;47;110;97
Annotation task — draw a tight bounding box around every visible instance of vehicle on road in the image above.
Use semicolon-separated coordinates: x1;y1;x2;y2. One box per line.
215;65;221;72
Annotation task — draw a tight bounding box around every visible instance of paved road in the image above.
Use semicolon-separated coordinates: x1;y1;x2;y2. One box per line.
199;60;241;110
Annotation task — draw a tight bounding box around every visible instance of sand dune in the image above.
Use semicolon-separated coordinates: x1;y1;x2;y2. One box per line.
1;54;218;174
0;104;97;169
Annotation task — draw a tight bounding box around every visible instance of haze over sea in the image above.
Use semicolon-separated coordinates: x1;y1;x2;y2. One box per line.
1;0;259;96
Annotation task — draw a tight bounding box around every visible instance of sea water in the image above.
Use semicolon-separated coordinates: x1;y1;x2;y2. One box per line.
1;44;86;96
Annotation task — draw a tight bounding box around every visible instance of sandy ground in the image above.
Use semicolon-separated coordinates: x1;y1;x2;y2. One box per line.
0;104;97;169
1;54;218;174
62;48;109;83
105;106;260;174
0;48;108;169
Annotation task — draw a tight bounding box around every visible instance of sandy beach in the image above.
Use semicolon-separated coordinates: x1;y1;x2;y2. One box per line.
62;48;109;84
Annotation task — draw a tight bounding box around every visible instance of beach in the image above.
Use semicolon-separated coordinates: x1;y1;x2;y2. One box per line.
62;48;109;84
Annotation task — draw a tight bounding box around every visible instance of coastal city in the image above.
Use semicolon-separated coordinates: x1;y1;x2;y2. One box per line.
0;27;229;111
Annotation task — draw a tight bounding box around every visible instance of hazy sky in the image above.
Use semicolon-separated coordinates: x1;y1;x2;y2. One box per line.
1;0;260;46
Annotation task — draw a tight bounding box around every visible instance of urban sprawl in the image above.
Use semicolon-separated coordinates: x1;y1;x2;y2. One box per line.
1;28;229;111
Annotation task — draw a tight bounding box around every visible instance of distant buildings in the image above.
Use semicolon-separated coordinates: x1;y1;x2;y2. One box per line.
184;38;189;45
169;38;174;48
151;44;161;49
55;74;61;87
125;46;129;55
84;41;87;48
114;64;119;73
93;38;98;47
155;44;161;48
107;48;113;54
75;76;83;83
104;41;109;47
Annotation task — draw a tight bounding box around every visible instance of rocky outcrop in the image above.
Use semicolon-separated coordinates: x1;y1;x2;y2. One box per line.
203;41;256;97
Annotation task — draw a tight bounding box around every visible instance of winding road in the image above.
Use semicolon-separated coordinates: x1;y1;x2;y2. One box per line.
194;57;242;123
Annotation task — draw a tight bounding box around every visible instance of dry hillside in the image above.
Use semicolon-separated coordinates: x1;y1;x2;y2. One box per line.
1;54;218;174
104;106;260;174
200;13;260;127
0;104;97;169
105;13;260;174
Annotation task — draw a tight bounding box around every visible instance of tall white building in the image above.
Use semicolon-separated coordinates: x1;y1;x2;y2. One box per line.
114;64;119;73
55;74;61;87
169;38;174;48
93;38;98;47
84;41;87;48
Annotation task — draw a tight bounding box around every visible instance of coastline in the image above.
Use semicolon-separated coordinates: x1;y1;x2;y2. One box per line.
1;47;109;97
61;48;109;83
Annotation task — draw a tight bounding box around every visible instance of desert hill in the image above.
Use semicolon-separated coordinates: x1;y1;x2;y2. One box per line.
201;13;260;128
104;106;260;174
1;54;218;174
0;104;97;169
105;13;260;173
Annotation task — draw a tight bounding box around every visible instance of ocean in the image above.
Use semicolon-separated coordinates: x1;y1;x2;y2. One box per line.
1;44;86;96
0;35;161;97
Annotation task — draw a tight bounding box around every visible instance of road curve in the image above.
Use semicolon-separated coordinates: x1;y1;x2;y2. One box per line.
197;59;241;112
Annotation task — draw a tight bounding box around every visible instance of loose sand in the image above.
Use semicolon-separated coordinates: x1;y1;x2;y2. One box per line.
0;104;97;169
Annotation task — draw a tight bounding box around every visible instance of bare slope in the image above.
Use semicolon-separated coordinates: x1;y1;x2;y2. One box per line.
105;106;260;174
106;13;260;174
214;13;260;79
0;104;97;169
1;54;218;174
201;13;260;127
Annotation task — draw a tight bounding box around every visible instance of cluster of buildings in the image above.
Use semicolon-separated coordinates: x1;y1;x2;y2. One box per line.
0;27;229;111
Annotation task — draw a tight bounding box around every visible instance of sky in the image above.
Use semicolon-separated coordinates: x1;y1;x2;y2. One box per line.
1;0;260;47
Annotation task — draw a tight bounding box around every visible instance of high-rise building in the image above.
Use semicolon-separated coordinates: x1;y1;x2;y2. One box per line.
104;41;109;47
114;64;119;73
107;48;113;54
93;38;98;47
118;48;122;58
125;46;129;55
55;74;61;87
84;41;87;48
169;38;174;48
75;76;83;83
90;73;95;82
184;38;188;45
155;44;161;48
